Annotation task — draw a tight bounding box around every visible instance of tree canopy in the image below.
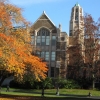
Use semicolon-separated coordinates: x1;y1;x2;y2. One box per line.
0;0;48;84
67;13;100;89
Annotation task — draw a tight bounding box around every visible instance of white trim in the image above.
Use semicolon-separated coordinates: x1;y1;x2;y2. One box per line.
44;12;55;26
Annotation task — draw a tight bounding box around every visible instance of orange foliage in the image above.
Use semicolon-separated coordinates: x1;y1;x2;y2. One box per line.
0;0;48;82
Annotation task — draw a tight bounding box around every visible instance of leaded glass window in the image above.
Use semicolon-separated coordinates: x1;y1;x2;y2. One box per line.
41;36;45;45
51;52;55;61
41;52;45;58
37;28;50;46
51;36;56;45
45;52;49;61
36;36;41;45
46;36;50;45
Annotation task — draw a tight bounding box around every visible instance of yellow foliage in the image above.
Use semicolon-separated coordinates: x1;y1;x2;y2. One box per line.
0;0;48;82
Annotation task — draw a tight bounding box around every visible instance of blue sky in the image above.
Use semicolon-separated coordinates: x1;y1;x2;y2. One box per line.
9;0;100;35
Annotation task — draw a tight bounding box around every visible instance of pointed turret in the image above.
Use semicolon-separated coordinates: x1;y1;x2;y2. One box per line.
75;2;80;7
69;3;84;36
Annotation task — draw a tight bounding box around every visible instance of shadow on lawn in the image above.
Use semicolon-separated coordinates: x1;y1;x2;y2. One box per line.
0;94;100;100
12;89;90;97
1;90;100;100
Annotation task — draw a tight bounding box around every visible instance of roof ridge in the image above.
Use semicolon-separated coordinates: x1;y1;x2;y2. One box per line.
32;11;56;27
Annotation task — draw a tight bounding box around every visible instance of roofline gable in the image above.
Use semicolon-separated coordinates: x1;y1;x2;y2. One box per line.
32;11;56;27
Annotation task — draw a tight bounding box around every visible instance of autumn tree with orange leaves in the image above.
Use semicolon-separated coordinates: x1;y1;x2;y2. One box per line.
0;0;48;88
67;14;100;89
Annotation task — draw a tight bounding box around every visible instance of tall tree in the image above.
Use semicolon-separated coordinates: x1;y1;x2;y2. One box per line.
0;0;48;87
67;13;100;89
83;14;100;89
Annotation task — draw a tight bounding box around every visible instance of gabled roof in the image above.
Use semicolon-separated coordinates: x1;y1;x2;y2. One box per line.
33;11;56;27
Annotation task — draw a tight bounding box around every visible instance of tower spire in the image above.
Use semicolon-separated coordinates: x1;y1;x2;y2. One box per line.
75;2;80;6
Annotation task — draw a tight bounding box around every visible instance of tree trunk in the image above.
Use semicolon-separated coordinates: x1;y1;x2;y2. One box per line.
92;74;95;90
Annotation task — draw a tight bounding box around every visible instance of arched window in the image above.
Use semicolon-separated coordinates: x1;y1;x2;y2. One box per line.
36;28;50;45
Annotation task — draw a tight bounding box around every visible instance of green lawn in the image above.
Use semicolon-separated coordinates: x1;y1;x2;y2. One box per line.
0;88;100;100
1;88;100;96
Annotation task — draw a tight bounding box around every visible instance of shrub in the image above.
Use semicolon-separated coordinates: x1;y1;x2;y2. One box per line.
64;80;80;89
53;78;80;89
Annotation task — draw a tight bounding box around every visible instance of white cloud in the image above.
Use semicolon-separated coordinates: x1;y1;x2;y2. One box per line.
10;0;63;6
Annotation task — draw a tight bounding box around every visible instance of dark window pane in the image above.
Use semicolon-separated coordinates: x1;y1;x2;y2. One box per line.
51;67;54;77
52;36;56;45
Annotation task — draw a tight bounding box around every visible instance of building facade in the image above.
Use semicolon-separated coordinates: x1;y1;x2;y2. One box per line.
30;11;67;78
30;3;99;79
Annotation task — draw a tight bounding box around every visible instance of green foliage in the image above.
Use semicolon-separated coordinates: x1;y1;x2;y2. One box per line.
11;78;88;89
31;77;54;89
53;78;80;89
64;79;80;89
42;77;54;89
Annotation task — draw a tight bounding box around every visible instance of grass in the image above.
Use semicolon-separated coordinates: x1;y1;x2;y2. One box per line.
1;88;100;96
0;88;100;100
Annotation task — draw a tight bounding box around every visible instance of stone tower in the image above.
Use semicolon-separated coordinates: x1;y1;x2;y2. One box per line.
69;3;84;37
68;3;84;66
